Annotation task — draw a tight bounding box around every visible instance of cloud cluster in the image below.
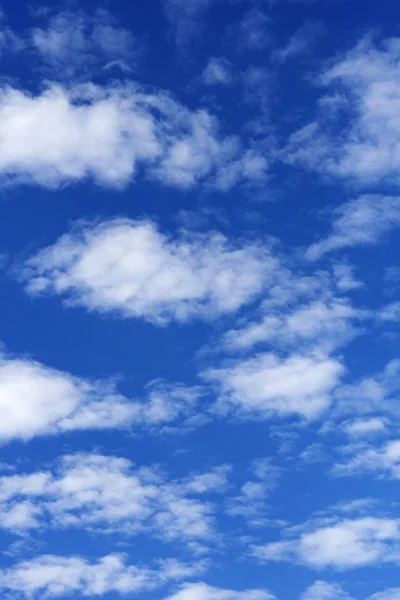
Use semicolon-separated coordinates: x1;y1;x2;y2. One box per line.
253;515;400;569
283;36;400;188
0;82;266;189
0;453;229;544
0;553;204;598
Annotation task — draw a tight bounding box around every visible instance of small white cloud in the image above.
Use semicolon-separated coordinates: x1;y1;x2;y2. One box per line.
0;453;228;545
306;195;400;260
333;439;400;479
203;352;343;421
302;580;354;600
0;553;203;598
165;582;276;600
272;21;323;64
253;516;400;570
202;58;233;85
20;219;275;324
0;350;203;442
223;298;361;354
282;35;400;187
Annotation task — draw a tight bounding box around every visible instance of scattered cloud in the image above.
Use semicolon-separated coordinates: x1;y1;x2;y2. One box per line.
272;21;323;63
0;350;204;442
0;453;228;544
20;218;276;324
302;580;354;600
203;352;343;421
31;9;137;78
306;195;400;260
165;583;276;600
0;82;265;190
253;515;400;569
333;439;400;479
283;35;400;187
202;58;233;85
0;552;204;598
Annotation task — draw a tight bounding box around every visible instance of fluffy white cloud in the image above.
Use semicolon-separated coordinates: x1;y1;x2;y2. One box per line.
21;219;276;324
333;439;400;479
165;582;275;600
0;553;203;598
0;453;228;543
0;81;265;189
222;298;361;354
283;36;400;187
369;591;400;600
0;351;204;442
302;581;354;600
203;352;343;421
306;195;400;260
253;516;400;570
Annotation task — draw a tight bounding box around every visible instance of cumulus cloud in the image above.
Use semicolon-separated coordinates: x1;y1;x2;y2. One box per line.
20;219;276;324
306;195;400;260
283;35;400;187
165;583;276;600
222;298;361;354
0;350;204;442
0;82;265;189
203;352;343;421
0;552;204;598
253;516;400;570
0;453;228;543
333;439;400;479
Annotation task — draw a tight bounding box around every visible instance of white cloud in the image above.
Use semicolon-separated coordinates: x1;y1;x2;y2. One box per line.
0;81;263;189
302;581;349;600
333;359;400;420
0;453;226;544
31;9;137;78
379;302;400;321
222;298;361;354
165;582;275;600
203;352;343;421
226;458;281;521
0;553;203;598
272;21;322;63
333;439;400;479
306;195;400;260
20;219;275;324
253;516;400;570
283;35;400;187
302;581;354;600
0;350;204;442
369;591;400;600
202;58;233;85
342;418;387;438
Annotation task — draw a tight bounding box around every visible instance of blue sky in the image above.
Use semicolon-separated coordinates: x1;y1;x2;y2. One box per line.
0;0;400;599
